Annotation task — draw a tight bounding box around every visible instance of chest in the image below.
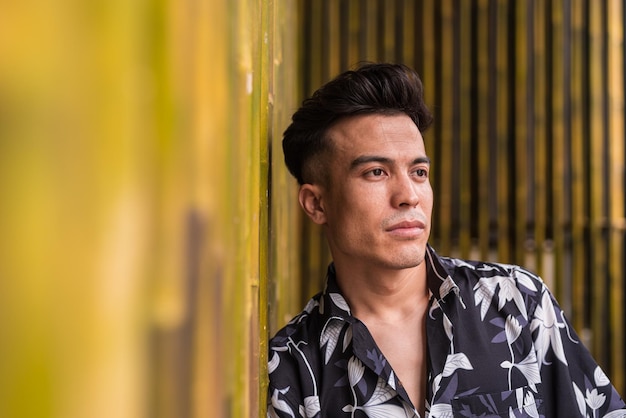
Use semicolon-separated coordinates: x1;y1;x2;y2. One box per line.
368;322;427;412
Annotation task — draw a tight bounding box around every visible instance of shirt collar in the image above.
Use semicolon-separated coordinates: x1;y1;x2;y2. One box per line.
425;244;461;302
319;263;353;319
320;245;462;320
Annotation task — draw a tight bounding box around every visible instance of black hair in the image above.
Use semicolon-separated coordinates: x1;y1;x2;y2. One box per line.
282;63;433;185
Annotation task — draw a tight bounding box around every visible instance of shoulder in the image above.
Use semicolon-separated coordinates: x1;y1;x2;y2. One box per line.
267;294;327;411
439;255;549;306
268;294;326;382
269;295;323;351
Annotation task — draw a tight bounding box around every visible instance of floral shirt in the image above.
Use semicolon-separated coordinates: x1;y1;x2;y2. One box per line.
267;246;626;417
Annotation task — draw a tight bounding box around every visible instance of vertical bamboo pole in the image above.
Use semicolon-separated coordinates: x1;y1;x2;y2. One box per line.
569;0;588;337
326;0;341;77
192;0;230;415
588;0;608;366
255;0;272;413
392;0;405;62
300;0;327;303
402;0;416;65
496;0;511;263
363;0;379;60
437;0;454;254
381;0;397;62
533;0;548;278
458;0;472;259
515;0;530;268
344;0;361;67
228;1;256;415
607;0;625;392
308;0;324;93
269;0;303;335
476;0;491;261
551;0;567;303
421;1;438;232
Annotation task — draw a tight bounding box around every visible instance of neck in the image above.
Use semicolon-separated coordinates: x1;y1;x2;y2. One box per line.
333;261;430;322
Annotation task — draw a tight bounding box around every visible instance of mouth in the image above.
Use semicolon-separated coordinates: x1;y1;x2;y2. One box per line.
385;219;427;238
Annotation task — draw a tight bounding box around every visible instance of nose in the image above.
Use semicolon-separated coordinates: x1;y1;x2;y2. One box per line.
391;173;420;208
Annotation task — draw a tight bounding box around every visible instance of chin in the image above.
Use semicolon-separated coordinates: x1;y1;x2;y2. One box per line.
386;253;425;270
391;246;426;265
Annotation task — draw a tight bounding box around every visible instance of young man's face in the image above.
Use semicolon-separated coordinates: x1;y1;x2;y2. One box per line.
302;113;433;272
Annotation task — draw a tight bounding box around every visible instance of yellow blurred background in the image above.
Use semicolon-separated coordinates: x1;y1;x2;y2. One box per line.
0;0;298;416
0;1;623;417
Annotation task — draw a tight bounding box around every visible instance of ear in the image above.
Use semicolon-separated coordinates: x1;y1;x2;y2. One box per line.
298;184;327;225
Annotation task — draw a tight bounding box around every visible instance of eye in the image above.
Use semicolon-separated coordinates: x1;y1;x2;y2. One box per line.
414;168;428;177
364;168;387;178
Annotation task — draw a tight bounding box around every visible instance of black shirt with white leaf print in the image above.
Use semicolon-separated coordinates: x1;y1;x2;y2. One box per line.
267;246;626;417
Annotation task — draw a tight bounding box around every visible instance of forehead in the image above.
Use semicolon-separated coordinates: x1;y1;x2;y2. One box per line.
327;113;426;157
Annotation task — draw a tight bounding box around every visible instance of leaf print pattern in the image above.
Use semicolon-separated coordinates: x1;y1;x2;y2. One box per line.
353;403;410;417
270;387;296;418
343;325;353;352
522;390;539;418
594;366;611;387
603;410;626;418
502;315;523;389
320;319;344;364
268;351;280;374
505;315;522;344
442;353;473;377
330;293;350;313
573;382;587;416
268;246;626;417
473;278;496;320
348;377;410;417
514;269;539;294
366;349;387;374
473;275;528;320
586;388;606;416
428;402;454;417
530;289;568;366
502;351;541;388
365;376;397;405
347;356;365;387
304;396;321;417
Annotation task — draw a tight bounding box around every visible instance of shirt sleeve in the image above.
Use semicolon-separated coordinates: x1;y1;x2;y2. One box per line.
529;277;626;416
267;347;305;418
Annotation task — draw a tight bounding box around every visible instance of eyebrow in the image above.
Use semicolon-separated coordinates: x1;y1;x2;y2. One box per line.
350;155;431;170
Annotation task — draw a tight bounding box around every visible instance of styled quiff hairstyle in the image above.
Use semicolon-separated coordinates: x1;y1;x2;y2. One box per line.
282;63;433;185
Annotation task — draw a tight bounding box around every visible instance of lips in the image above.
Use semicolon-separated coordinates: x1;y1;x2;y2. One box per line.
385;219;426;237
387;220;425;230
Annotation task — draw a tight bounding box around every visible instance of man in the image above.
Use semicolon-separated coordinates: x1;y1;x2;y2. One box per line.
267;63;625;417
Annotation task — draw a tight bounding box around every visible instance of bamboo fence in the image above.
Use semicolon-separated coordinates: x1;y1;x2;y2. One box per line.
293;0;626;395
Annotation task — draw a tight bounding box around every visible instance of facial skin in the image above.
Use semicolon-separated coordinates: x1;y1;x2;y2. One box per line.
299;113;433;275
